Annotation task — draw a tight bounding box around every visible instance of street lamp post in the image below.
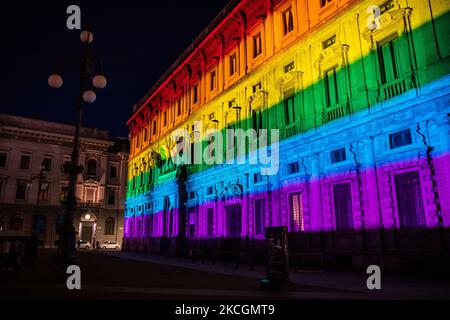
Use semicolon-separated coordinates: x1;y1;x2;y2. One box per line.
49;30;107;265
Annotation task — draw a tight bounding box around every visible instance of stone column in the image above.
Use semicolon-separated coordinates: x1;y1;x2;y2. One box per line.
310;153;323;231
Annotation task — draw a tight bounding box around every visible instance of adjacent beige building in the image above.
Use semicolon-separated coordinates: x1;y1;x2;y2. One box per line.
0;113;129;247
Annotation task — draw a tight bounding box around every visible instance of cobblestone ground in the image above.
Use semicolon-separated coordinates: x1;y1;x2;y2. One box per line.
0;249;356;300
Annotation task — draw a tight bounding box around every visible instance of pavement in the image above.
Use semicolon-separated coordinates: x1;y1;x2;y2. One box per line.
0;248;449;300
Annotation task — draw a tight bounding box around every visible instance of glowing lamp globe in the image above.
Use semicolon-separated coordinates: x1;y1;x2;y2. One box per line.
92;75;107;89
83;90;97;103
80;30;94;44
48;74;63;89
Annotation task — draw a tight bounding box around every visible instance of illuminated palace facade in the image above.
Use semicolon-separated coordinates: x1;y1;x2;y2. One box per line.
124;0;450;268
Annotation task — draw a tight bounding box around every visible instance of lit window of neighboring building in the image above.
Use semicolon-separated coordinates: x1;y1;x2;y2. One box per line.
39;183;50;201
282;7;294;35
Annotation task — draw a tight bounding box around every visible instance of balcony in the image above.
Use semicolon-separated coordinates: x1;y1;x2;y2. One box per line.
378;76;415;101
325;101;349;122
283;122;301;139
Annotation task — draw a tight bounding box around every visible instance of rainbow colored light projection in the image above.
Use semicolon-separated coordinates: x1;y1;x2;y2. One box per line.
124;0;450;246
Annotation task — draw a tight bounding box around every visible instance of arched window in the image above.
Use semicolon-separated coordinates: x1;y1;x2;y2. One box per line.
87;159;97;176
104;217;115;235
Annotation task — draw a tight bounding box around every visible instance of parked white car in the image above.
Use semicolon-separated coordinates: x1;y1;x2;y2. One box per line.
78;240;92;249
100;241;120;250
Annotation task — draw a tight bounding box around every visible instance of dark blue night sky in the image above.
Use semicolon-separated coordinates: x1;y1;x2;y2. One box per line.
1;0;230;137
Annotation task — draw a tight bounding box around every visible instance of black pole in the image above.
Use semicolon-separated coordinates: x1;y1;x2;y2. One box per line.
57;45;89;265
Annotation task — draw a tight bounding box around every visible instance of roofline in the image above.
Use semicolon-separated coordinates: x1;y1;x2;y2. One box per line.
127;0;242;126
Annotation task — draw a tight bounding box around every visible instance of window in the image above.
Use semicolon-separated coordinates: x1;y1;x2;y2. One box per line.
193;84;199;104
252;109;263;132
42;157;52;172
395;171;426;228
321;0;333;7
288;161;299;174
226;204;241;237
282;7;294;35
20;155;31;170
107;190;116;205
289;193;304;231
151;120;156;135
85;188;95;203
136;134;140;148
254;199;265;235
379;0;394;14
0;152;7;168
377;35;399;84
229;53;237;76
333;183;353;230
109;166;118;179
284;90;296;125
207;186;214;195
188;208;197;238
389;129;412;149
210;70;216;91
323;35;336;49
284;62;295;73
104;217;115;235
0;180;4;199
39;183;49;201
16;182;27;200
60;186;69;204
207;208;214;237
325;66;339;107
252;82;262;93
189;191;195;199
331;148;346;164
143;128;148;142
253;32;262;58
177;99;182;116
87;159;97;176
254;173;263;184
9;215;24;231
